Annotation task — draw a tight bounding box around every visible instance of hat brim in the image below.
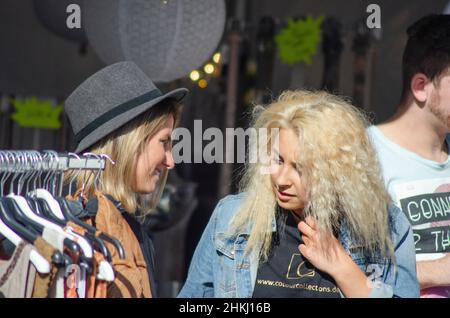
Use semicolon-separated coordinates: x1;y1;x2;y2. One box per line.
74;87;188;153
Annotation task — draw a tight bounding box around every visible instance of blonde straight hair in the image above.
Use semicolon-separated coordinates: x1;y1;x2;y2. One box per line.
230;90;394;263
66;98;182;216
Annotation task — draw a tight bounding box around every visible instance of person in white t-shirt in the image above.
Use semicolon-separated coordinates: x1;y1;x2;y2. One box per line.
367;14;450;298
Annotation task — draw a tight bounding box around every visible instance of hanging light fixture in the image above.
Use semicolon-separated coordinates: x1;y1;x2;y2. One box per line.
84;0;226;83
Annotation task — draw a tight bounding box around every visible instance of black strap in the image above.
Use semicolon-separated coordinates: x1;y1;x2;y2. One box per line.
75;89;163;144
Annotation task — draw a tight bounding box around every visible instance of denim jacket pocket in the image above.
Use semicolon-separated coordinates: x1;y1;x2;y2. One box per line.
213;232;237;295
213;232;235;259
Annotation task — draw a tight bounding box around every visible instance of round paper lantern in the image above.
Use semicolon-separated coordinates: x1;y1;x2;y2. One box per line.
33;0;87;43
84;0;226;82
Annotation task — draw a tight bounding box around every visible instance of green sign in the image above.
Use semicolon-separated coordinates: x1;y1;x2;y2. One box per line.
10;97;62;129
275;15;324;66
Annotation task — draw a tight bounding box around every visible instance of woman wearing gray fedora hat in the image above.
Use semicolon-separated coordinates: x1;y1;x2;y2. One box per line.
63;61;188;297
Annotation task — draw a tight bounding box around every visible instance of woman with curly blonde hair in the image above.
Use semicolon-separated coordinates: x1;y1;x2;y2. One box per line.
179;90;419;298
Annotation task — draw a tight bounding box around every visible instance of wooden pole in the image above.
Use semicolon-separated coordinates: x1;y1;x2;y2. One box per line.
218;23;241;199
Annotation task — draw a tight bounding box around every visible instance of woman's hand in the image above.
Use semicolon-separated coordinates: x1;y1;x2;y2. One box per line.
297;217;348;276
297;216;373;297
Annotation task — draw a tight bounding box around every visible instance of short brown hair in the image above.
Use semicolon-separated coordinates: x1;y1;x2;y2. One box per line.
401;14;450;99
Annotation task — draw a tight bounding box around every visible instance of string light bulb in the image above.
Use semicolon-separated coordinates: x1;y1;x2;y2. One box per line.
213;52;221;64
204;63;215;74
189;70;200;81
198;79;208;88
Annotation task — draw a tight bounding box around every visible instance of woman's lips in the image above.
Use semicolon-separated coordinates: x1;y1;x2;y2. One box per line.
277;190;295;201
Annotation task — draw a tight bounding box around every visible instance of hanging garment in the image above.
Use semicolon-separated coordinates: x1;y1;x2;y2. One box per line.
68;190;152;298
86;251;108;298
31;236;59;298
0;239;16;260
65;221;107;298
0;241;37;298
106;195;157;297
48;268;65;298
63;222;90;298
62;247;83;298
40;226;66;299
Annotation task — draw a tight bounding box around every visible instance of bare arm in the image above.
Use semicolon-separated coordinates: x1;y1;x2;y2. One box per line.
328;251;372;297
416;254;450;289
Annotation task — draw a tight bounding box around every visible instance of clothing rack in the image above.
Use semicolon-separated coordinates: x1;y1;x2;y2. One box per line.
48;154;106;171
0;150;123;298
0;151;109;197
0;151;106;171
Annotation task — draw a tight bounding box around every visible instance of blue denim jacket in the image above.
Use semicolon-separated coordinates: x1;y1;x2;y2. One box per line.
179;193;419;298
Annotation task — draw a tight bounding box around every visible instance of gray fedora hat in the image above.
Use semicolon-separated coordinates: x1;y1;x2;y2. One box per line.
64;61;188;153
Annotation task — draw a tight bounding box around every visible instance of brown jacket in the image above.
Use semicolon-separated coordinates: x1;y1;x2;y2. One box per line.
68;190;152;298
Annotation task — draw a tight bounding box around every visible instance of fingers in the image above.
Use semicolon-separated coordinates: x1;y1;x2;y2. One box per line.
298;220;316;238
298;243;309;257
302;235;312;246
305;216;317;230
299;234;312;258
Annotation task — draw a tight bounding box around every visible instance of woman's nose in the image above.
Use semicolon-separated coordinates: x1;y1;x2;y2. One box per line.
276;167;292;188
164;150;175;170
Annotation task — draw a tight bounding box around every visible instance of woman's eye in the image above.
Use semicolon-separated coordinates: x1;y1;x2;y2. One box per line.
272;156;282;165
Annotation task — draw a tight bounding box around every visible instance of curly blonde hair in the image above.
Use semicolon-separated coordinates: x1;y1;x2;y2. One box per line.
230;90;394;262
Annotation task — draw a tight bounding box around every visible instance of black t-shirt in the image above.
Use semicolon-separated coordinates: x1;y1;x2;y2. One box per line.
252;211;341;298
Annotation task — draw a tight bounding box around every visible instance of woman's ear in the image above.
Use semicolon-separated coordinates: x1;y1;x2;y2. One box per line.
410;73;431;103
